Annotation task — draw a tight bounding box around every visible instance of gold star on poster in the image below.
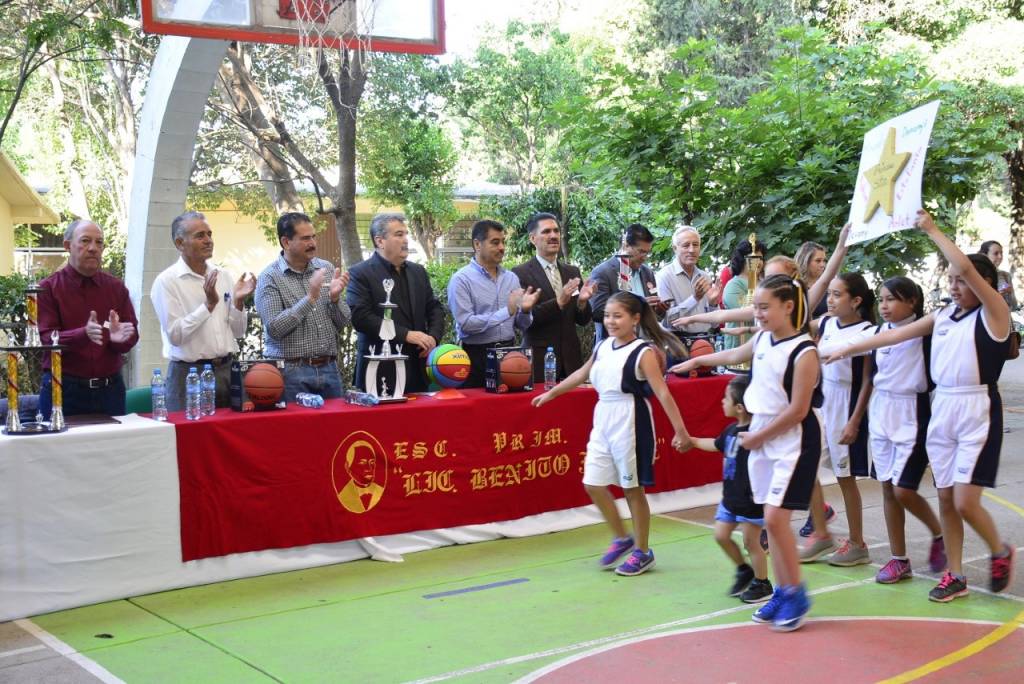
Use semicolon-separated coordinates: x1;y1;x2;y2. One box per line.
862;127;911;222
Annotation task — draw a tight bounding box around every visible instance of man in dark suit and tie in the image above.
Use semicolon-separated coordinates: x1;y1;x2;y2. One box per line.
512;213;595;382
588;223;667;341
347;213;445;393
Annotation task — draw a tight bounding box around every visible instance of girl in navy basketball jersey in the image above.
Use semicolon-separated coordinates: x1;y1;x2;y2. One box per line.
799;274;876;566
673;275;821;631
861;277;945;584
533;292;692;577
827;210;1015;602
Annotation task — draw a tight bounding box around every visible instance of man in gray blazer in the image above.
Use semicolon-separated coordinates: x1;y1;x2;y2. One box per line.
588;223;666;341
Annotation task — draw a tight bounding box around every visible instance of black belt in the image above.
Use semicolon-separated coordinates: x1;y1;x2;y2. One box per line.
172;355;233;367
285;355;336;367
64;373;120;389
461;339;514;350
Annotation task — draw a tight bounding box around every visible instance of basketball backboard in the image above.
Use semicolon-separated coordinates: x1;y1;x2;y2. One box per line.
140;0;445;53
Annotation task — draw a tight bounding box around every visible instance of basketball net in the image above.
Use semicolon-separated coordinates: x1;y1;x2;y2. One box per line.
286;0;377;62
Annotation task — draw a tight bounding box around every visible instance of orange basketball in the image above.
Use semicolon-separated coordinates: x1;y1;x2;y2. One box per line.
499;351;532;390
243;362;285;406
688;339;715;377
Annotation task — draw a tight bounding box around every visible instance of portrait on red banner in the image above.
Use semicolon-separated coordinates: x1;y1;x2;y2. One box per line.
332;431;388;514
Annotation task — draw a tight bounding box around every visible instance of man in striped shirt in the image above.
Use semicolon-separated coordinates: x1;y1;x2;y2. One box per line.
255;212;351;402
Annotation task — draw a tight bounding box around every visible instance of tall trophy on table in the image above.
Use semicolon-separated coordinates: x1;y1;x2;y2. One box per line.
2;282;66;434
364;278;408;403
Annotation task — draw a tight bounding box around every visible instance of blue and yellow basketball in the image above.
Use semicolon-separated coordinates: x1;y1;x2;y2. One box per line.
428;344;471;389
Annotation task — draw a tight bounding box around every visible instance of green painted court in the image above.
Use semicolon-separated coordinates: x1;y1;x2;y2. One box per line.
11;507;1023;683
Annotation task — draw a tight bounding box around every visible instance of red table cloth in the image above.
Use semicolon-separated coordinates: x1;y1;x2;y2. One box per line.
171;374;733;561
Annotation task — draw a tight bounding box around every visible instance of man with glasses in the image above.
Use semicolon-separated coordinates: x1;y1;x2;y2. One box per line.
589;223;666;341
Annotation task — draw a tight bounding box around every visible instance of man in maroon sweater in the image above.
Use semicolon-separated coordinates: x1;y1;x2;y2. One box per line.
37;220;139;417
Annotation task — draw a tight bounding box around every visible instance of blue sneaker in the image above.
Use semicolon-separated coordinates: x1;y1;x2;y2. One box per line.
599;536;635;569
772;584;811;632
799;504;837;537
615;548;656;576
751;587;786;624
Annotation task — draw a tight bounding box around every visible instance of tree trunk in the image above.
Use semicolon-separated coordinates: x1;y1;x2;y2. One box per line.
216;47;303;213
44;63;90;218
410;216;437;262
321;44;367;269
1006;135;1024;298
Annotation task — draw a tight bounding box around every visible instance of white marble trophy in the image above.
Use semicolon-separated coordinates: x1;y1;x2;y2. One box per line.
364;278;409;403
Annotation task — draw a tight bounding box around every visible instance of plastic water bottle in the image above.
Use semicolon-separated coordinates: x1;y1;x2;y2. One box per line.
185;367;201;421
543;347;557;390
296;392;325;408
200;363;216;416
345;389;380;406
714;335;726;374
151;369;168;421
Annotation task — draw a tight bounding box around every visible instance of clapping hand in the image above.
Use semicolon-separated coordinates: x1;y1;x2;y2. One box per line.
203;269;220;311
308;267;327;302
557;278;580;308
329;268;349;302
108;309;135;344
85;310;104;345
520;286;541;313
233;272;256;307
578;279;596;305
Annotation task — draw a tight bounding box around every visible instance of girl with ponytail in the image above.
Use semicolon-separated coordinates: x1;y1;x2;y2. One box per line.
671;274;821;631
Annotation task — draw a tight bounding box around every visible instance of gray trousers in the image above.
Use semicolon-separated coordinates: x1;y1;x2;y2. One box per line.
165;359;233;411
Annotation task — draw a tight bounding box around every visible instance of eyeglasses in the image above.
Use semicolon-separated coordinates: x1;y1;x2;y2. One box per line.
630;245;652;257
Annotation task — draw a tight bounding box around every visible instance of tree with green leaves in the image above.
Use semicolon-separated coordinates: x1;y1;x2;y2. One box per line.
449;21;592;191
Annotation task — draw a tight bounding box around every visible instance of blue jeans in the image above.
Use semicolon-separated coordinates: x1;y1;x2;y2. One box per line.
39;371;126;417
282;361;343;403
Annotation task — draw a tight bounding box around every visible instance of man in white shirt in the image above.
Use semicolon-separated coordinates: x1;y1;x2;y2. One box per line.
151;211;256;410
656;225;721;335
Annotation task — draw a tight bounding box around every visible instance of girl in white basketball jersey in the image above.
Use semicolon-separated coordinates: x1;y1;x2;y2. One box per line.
799;273;876;566
826;210;1015;602
863;277;945;584
672;274;821;632
533;292;692;577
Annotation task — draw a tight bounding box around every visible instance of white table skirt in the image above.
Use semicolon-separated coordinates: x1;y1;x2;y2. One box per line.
1;414;724;621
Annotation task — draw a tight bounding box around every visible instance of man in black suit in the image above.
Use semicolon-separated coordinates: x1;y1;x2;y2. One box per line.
512;213;595;382
347;214;445;393
588;223;667;341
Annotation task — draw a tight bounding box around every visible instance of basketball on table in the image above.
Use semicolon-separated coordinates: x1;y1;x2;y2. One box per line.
244;363;285;406
687;339;715;378
429;344;471;389
499;351;532;390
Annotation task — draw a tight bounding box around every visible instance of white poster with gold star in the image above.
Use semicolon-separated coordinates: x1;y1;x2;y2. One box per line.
847;100;940;245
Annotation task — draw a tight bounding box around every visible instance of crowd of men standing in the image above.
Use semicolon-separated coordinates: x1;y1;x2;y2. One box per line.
35;210;721;414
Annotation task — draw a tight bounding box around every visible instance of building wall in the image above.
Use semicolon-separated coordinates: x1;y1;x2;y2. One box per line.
200;198;481;276
0;196;14;275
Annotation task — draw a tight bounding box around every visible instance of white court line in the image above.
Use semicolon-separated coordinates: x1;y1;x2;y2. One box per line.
0;645;46;659
514;615;1019;684
404;577;875;684
13;619;125;684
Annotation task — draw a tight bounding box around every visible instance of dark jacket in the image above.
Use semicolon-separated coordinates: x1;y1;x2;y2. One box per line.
588;255;659;339
512;257;592;381
346;252;445;393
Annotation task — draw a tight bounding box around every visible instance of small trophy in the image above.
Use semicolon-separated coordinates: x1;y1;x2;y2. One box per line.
24;283;43;346
364;278;409;403
49;330;65;431
4;351;21;434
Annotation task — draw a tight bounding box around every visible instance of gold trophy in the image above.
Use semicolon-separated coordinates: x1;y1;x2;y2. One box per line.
733;232;763;371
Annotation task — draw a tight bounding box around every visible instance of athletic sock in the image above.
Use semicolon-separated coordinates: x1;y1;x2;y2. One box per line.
893;555;908;562
993;545;1010;559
